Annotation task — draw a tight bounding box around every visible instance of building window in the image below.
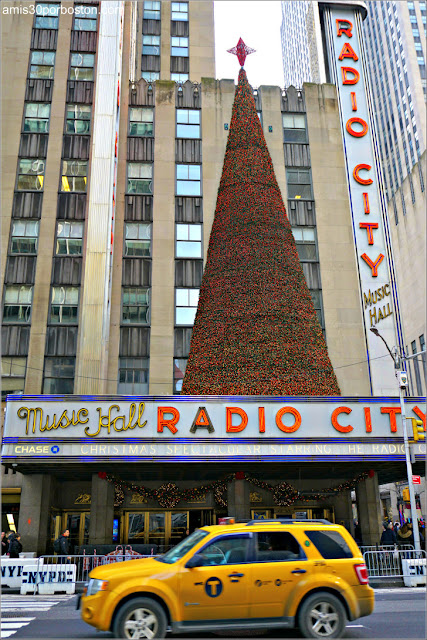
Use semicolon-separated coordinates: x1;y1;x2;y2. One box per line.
61;160;88;192
176;109;200;138
127;163;153;194
29;51;55;79
420;334;426;379
10;220;39;254
34;2;60;29
17;158;45;191
176;164;201;196
3;285;33;323
176;223;202;258
23;103;51;133
118;357;149;394
171;73;189;83
73;4;98;31
142;71;160;82
142;35;160;55
56;221;84;255
411;340;423;395
50;286;79;324
65;104;91;134
175;288;199;325
286;169;313;200
1;357;27;400
309;290;324;328
43;357;75;394
122;288;150;324
143;1;161;20
124;223;151;256
292;227;317;261
171;36;189;57
173;357;187;392
171;2;188;21
129;107;154;136
283;113;308;143
69;53;95;81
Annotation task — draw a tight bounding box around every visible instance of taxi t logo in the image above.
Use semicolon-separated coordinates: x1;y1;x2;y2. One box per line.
205;577;223;597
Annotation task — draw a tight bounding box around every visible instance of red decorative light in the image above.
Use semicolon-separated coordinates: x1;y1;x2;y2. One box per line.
235;471;245;480
98;471;107;480
227;37;256;68
368;469;375;478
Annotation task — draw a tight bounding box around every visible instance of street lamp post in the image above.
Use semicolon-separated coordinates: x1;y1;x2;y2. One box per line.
370;327;421;552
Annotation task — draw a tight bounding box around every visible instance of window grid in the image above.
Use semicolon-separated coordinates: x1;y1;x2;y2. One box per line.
23;103;51;134
56;221;84;255
176;109;200;139
118;358;149;394
10;220;39;255
3;285;33;324
17;158;45;191
175;288;199;325
65;104;91;135
129;107;154;136
176;164;201;196
73;4;98;31
176;223;202;258
50;286;79;324
34;2;60;29
122;288;150;325
43;357;75;394
124;222;152;257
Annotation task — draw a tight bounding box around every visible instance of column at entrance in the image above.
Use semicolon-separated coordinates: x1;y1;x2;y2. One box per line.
227;479;250;521
89;473;115;545
355;472;382;546
19;474;55;556
331;489;354;535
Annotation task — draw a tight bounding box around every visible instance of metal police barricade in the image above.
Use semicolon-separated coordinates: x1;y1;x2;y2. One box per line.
363;549;426;583
360;544;414;554
27;551;160;593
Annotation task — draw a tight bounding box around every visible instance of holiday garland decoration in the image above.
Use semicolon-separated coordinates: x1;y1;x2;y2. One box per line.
99;470;368;509
181;67;340;396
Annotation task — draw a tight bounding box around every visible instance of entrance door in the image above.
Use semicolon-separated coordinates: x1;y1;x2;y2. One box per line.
62;512;90;552
125;511;194;548
179;533;251;621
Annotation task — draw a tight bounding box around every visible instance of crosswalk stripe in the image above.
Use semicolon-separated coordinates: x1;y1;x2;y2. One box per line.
0;617;34;639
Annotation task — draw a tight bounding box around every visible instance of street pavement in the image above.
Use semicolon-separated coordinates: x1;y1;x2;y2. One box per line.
1;588;425;639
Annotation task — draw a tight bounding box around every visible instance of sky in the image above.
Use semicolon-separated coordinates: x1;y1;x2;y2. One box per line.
214;1;285;87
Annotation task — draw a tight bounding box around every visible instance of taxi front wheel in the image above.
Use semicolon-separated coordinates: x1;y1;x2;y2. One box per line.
113;597;167;639
298;592;346;639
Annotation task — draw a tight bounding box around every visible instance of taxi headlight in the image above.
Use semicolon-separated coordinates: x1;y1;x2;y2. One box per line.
86;578;109;596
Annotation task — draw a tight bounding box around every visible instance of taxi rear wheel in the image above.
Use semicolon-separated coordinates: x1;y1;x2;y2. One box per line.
113;597;167;639
298;592;346;639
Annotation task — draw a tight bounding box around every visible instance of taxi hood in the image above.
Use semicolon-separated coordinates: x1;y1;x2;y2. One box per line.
89;557;163;581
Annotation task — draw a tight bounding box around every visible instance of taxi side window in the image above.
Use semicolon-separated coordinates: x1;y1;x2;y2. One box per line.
256;531;305;562
199;535;251;565
304;530;353;559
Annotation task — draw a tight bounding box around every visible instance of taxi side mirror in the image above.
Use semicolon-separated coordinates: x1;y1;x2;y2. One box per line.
185;554;205;569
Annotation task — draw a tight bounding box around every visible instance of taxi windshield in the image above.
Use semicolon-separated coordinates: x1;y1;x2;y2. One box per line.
156;529;209;564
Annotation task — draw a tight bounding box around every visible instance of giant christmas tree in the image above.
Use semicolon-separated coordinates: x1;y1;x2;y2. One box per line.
181;44;340;396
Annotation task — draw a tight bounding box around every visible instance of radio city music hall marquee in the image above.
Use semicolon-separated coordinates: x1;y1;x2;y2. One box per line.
2;397;425;463
326;6;403;394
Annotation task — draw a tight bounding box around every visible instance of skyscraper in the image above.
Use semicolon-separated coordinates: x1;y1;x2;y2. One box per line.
280;0;426;391
281;1;426;194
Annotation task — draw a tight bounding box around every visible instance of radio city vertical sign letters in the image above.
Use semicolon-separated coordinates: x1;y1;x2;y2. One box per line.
2;397;425;462
326;6;403;395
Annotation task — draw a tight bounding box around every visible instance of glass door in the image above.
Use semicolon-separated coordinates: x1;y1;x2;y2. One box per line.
170;512;188;546
62;512;90;552
127;512;146;545
148;512;165;547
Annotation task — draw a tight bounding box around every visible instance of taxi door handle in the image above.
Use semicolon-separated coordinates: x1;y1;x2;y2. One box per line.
291;569;306;574
228;572;244;577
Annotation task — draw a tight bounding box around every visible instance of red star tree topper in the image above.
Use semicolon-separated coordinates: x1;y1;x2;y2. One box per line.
227;37;256;68
181;67;341;396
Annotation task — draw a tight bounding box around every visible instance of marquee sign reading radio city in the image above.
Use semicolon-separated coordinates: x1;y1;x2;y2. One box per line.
323;5;404;395
2;396;425;464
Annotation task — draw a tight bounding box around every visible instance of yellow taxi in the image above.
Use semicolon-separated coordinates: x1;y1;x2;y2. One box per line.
80;518;374;639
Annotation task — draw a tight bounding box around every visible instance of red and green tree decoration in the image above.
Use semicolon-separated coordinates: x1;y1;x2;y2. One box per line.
182;43;340;396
